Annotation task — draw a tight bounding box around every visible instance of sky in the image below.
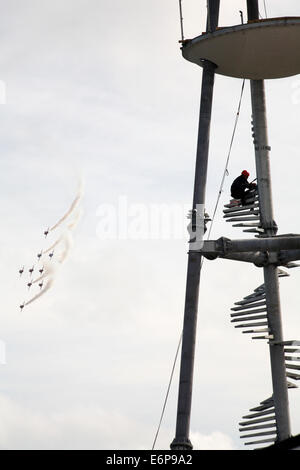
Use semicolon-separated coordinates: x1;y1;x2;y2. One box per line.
0;0;300;450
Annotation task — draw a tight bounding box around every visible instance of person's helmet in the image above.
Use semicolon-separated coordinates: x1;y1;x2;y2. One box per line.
242;170;250;178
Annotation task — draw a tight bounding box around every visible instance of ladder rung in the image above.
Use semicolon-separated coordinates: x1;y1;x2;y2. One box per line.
223;203;259;214
285;356;300;361
235;322;268;328
244;438;275;446
252;335;274;340
285;363;300;370
235;294;265;305
239;423;276;432
231;307;267;315
231;315;267;323
287;381;298;388
224;210;259;219
286;372;300;380
231;301;266;311
249;401;273;412
274;340;300;346
242;328;270;334
240;430;276;439
226;216;260;222
242;408;275;420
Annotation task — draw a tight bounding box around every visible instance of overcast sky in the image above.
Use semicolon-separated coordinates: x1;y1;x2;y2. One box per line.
1;0;300;450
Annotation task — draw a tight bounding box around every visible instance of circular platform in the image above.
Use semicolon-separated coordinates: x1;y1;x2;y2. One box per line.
182;18;300;79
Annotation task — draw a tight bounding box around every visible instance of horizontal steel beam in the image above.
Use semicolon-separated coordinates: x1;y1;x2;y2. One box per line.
198;236;300;266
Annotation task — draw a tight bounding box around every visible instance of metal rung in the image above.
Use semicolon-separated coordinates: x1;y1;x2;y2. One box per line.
231;315;267;323
240;430;276;439
243;229;261;233
231;307;267;315
284;348;300;353
223;207;259;215
223;203;259;214
244;438;275;446
231;310;267;318
239;423;276;432
242;293;265;301
235;322;268;329
243;290;265;300
224;210;259;219
231;301;266;311
233;222;261;227
287;381;298;389
260;397;273;405
254;284;265;292
252;335;274;340
226;216;260;222
278;270;290;277
239;416;275;426
286;372;300;380
286;262;300;268
235;294;265;305
274;340;300;346
231;309;267;317
285;356;300;361
243;328;270;334
249;403;273;412
224;202;240;208
285;363;300;370
242;408;275;420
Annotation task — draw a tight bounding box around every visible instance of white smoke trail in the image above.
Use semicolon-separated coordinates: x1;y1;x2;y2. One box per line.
44;235;64;254
25;278;55;306
67;207;82;231
58;231;74;264
50;179;84;232
32;262;57;284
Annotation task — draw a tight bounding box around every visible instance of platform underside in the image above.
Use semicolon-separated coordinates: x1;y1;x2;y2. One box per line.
182;18;300;79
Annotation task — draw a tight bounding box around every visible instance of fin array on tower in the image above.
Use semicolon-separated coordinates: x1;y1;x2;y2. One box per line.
223;190;262;234
239;396;277;447
231;276;300;448
230;283;270;341
273;340;300;386
223;178;300;449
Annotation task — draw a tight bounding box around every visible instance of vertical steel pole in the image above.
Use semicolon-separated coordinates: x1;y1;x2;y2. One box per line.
247;0;291;442
171;0;220;451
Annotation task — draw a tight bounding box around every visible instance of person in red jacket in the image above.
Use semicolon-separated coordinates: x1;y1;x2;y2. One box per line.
231;170;256;205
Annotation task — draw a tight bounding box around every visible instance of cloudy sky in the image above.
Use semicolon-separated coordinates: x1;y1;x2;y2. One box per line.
1;0;300;450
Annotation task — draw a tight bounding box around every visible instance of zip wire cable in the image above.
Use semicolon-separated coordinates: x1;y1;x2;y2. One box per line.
152;330;183;450
206;78;246;242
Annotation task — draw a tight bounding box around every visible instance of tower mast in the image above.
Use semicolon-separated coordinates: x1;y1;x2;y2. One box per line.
171;0;220;451
247;0;291;441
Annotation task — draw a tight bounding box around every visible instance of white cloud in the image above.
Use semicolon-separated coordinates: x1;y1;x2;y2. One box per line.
190;431;235;450
0;394;150;450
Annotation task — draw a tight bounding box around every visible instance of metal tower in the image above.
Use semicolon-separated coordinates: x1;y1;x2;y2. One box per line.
171;0;300;450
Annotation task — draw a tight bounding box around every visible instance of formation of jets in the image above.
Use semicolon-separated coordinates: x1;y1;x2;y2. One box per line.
18;228;55;310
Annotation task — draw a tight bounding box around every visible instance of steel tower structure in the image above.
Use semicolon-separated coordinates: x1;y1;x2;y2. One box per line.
171;0;300;450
